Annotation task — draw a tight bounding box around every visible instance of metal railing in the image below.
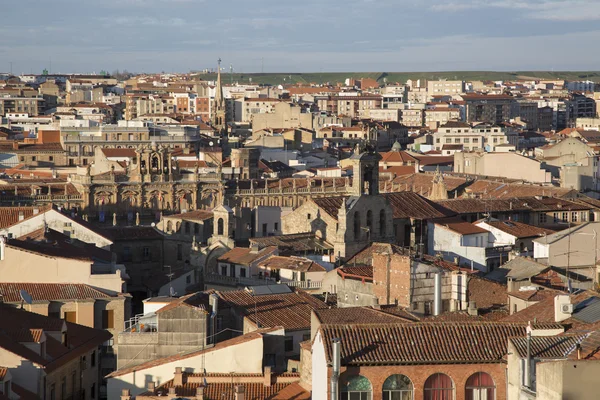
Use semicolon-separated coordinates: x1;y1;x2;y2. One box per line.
123;313;158;333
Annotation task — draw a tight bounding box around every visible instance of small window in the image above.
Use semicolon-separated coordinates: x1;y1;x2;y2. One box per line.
186;275;192;284
91;383;95;399
91;350;96;367
143;247;151;261
307;213;311;220
177;243;183;261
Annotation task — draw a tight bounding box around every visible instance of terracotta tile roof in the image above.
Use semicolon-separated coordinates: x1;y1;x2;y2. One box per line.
508;288;558;302
0;367;6;381
320;322;528;366
311;196;345;220
259;255;326;272
178;160;209;168
0;305;110;373
380;151;418;164
315;306;417;325
101;148;136;158
249;233;333;253
0;205;51;229
436;196;588;214
343;243;391;268
467;275;508;310
107;328;279;378
410;155;455;166
168;210;213;222
510;335;587;359
218;246;278;266
217;289;327;331
146;378;309;400
503;291;598;326
382;192;454;219
481;219;555;238
391;173;466;196
433;217;489;235
440;121;471;128
0;143;64;152
338;265;374;281
0;283;111;303
5;328;44;343
8;228;112;262
423;310;510;322
465;180;575;199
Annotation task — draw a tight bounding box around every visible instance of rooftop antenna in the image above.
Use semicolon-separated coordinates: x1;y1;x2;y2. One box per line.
19;289;33;309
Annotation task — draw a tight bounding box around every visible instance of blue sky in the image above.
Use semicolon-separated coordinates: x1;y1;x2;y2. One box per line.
2;0;600;74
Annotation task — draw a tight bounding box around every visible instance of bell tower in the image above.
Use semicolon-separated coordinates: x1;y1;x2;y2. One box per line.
348;143;381;196
212;58;227;134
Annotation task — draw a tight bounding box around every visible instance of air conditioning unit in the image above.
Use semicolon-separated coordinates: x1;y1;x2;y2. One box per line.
562;304;574;314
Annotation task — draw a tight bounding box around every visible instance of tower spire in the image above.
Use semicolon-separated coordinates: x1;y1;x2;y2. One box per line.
212;58;226;133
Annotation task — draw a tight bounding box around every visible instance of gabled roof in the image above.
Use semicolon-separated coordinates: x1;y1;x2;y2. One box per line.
168;210;213;222
510;335;587;359
0;283;112;303
217;288;327;331
217;246;278;266
249;233;333;253
101;148;136;158
383;192;454;219
314;306;418;325
258;255;327;272
480;219;555;238
433;217;489;235
0;205;52;229
100;226;163;241
485;256;549;283
319;322;527;366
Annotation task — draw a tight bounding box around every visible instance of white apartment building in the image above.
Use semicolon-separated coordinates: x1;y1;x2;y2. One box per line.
432;121;514;152
427;80;465;95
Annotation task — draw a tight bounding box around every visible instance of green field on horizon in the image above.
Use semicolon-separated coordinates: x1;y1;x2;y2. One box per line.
191;71;600;86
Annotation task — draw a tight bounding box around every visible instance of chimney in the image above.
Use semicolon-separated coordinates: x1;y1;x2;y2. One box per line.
174;367;184;386
433;272;442;316
195;386;204;400
168;387;176;395
120;389;131;400
147;382;155;392
263;365;272;387
331;338;341;400
234;385;246;400
467;301;478;316
250;242;260;253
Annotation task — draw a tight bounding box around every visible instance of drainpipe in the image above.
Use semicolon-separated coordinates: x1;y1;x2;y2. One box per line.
433;272;442;316
525;321;532;389
330;338;341;400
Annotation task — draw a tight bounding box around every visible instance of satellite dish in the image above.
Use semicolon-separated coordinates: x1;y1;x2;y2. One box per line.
20;290;33;308
209;141;214;147
151;222;156;227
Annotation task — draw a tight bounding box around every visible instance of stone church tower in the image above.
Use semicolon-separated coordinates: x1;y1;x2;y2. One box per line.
212;58;227;134
348;143;381;196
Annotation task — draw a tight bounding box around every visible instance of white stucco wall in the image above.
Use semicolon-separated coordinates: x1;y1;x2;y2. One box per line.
428;222;489;271
311;331;328;400
107;334;265;400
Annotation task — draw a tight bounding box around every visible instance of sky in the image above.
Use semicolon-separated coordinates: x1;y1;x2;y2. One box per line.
2;0;600;74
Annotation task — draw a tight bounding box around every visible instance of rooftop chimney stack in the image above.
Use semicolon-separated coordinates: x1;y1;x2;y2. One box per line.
331;338;341;400
174;367;184;386
120;389;131;400
433;272;442;316
147;382;155;392
263;365;272;387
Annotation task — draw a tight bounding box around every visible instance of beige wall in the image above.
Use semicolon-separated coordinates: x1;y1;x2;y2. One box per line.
0;246;124;294
454;152;552;183
252;103;313;132
536;360;600;400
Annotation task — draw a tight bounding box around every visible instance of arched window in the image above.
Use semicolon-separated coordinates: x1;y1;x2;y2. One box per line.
353;211;360;240
519;241;525;253
340;374;372;400
185;222;190;234
194;223;200;235
176;222;181;232
465;372;495;400
379;209;386;236
167;221;173;233
424;373;454;400
217;218;224;236
382;374;413;400
366;210;373;233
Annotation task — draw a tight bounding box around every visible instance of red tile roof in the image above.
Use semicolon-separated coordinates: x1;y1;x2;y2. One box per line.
101;148;136;158
0;283;111;303
320;322;528;365
480;220;555;238
315;306;418;325
433;217;489;235
168;210;214;222
382;192;454;219
258;255;326;272
217;289;327;331
0;205;51;229
218;246;278;266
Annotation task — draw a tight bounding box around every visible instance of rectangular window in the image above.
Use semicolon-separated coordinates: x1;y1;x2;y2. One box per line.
553;213;559;223
102;310;114;329
230;265;236;277
307;213;311;220
582;212;588;222
562;212;568;222
539;213;547;224
91;350;96;367
177;243;183;261
61;378;66;400
572;212;578;222
123;246;132;262
240;268;247;278
262;223;268;235
91;384;95;399
274;222;278;231
284;336;294;352
50;384;56;400
221;265;227;276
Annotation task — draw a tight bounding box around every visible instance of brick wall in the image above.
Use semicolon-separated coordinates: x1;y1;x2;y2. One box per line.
330;362;506;400
372;252;411;307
